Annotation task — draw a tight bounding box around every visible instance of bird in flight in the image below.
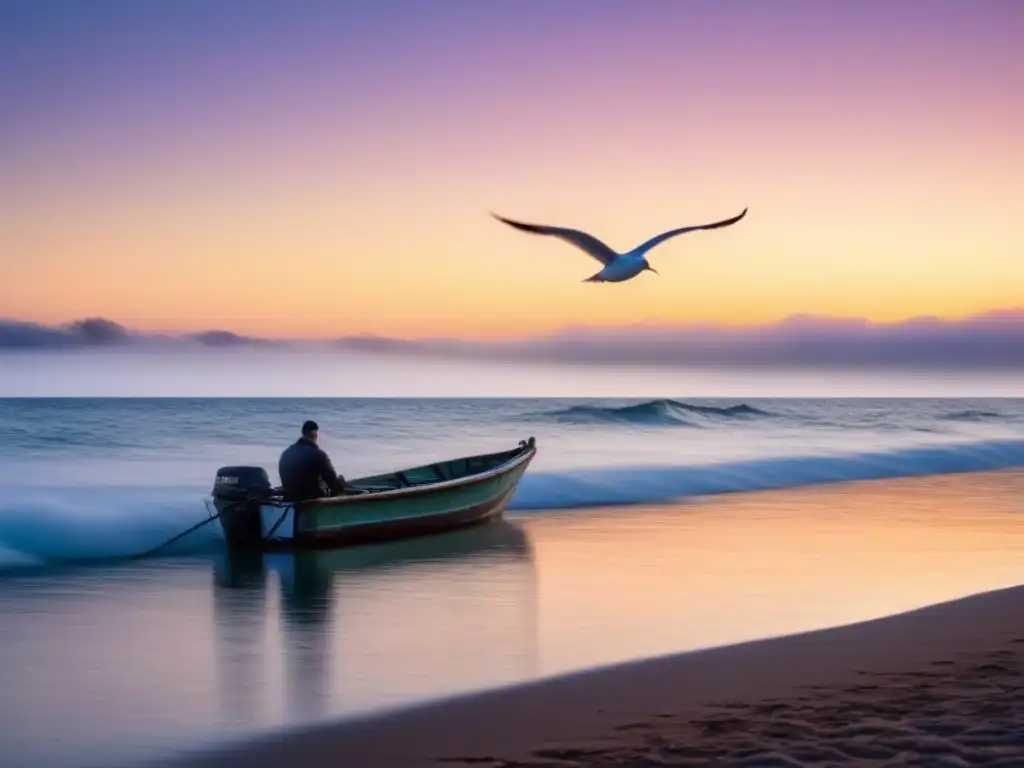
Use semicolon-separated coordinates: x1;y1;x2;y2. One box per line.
491;207;747;283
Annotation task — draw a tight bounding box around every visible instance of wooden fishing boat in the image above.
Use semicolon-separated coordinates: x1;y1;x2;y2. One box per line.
208;437;537;551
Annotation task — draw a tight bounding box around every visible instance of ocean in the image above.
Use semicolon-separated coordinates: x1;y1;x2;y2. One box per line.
2;394;1023;570
2;365;1024;766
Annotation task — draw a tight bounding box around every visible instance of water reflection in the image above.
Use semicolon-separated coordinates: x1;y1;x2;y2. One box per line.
211;521;538;727
5;473;1024;768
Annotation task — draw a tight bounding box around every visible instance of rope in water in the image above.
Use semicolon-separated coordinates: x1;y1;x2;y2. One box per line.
129;499;294;560
129;508;224;560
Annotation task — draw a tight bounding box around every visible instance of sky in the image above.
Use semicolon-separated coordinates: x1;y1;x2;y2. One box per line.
1;0;1023;342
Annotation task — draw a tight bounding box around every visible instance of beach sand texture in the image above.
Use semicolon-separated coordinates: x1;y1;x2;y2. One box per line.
171;582;1024;767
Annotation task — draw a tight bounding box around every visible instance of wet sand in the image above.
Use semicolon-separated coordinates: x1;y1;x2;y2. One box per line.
167;582;1024;767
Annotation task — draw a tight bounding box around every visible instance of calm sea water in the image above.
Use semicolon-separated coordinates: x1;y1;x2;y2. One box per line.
2;355;1024;766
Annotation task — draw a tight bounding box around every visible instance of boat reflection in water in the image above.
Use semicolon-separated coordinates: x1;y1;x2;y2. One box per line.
211;520;538;730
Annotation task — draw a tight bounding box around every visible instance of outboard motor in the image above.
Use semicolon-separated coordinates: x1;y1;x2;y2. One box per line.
211;466;274;549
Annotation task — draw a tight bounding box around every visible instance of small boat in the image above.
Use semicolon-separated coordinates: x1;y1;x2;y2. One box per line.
208;437;537;551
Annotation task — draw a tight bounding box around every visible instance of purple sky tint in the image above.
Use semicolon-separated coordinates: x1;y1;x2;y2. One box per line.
5;1;1020;155
2;0;1022;342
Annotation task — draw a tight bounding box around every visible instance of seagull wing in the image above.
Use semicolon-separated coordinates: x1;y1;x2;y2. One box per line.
629;208;748;256
491;213;619;265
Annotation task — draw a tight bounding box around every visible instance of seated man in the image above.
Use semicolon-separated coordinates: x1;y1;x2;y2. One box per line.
278;420;346;502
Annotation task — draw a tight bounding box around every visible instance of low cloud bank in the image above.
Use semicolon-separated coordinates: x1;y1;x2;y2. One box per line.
496;310;1024;368
3;308;1023;368
0;318;275;350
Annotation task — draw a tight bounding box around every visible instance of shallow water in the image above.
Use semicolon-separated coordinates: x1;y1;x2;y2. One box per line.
1;395;1024;766
1;470;1023;767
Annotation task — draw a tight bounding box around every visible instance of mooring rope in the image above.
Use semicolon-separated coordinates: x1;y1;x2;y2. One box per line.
261;505;293;542
129;498;294;560
129;508;224;560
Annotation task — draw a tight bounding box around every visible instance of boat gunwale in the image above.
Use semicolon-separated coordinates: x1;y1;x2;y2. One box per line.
278;438;537;509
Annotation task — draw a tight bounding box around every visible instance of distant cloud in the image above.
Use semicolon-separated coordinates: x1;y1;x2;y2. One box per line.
0;320;73;349
2;309;1024;368
333;333;464;356
0;318;271;350
188;330;278;347
494;308;1024;369
333;334;430;354
0;317;136;348
67;317;131;344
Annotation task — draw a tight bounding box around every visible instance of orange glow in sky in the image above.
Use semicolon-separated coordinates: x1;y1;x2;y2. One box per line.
2;2;1022;340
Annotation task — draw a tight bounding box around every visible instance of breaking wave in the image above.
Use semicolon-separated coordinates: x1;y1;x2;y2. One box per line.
533;399;772;427
506;438;1024;510
942;409;1004;422
0;485;222;573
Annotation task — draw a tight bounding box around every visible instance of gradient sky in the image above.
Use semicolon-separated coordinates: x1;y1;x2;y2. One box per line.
2;0;1022;339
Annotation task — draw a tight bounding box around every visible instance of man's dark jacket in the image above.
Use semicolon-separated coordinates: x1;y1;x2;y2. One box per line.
278;437;345;502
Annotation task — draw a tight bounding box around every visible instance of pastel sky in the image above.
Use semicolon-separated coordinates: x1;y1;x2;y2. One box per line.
2;0;1022;340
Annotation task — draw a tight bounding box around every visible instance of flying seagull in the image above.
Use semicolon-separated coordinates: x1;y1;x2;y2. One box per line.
491;207;747;282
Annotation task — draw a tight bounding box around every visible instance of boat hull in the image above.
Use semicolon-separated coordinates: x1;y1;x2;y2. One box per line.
255;482;520;550
215;438;536;552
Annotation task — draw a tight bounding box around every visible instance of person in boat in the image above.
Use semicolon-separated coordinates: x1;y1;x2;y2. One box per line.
278;420;347;502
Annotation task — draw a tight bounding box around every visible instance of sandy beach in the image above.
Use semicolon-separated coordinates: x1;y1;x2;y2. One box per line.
165;581;1024;767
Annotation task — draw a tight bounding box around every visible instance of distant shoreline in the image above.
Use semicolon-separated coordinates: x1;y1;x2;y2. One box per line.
161;582;1024;767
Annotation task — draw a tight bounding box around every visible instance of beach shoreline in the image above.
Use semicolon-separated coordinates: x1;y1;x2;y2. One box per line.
162;582;1024;767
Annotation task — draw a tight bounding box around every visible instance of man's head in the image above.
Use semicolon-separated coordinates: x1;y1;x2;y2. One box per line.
301;420;319;443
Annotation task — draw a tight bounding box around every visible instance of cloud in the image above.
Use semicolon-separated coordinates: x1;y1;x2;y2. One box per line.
188;330;279;347
67;317;132;344
2;309;1024;368
333;333;465;356
495;309;1024;368
334;334;432;354
0;319;74;349
0;318;270;350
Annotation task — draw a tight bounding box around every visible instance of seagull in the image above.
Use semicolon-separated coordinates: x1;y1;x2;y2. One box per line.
491;207;747;282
